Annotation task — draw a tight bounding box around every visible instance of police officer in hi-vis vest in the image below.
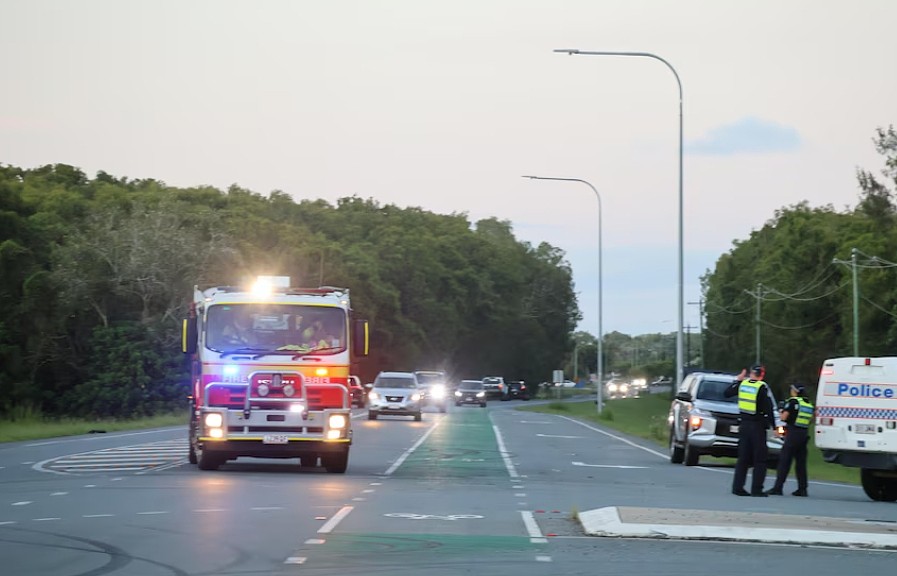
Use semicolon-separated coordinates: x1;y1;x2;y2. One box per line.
725;364;776;496
766;383;814;497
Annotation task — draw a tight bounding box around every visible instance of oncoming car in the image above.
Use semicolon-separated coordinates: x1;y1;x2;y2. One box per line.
367;371;423;421
414;370;449;413
455;380;487;407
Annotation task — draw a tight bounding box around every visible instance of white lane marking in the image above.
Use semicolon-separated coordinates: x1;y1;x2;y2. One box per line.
362;489;375;493
536;434;583;439
251;507;283;511
34;518;61;522
491;423;519;478
558;415;861;490
512;485;524;489
519;421;553;424
195;508;227;513
557;415;667;458
352;498;366;502
26;428;183;446
284;557;307;564
83;514;114;518
0;521;16;525
305;539;326;544
50;492;67;496
142;460;188;473
531;538;548;544
572;461;648;469
318;505;354;534
385;513;484;520
12;501;31;506
370;482;382;486
137;511;168;515
520;511;544;540
515;493;526;497
383;422;440;475
85;485;96;488
536;555;553;562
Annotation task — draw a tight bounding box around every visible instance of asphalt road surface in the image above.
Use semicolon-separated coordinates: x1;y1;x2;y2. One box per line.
2;401;896;575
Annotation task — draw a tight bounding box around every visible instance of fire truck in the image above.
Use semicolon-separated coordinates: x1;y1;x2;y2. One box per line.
182;276;369;473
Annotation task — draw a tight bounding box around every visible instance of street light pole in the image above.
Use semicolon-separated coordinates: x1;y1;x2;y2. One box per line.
553;48;685;390
522;175;603;414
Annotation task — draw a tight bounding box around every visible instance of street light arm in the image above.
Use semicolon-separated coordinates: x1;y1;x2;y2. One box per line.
522;174;603;414
553;47;685;389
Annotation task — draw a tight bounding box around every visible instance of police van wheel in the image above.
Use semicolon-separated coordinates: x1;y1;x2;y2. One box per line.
861;468;897;502
669;429;685;464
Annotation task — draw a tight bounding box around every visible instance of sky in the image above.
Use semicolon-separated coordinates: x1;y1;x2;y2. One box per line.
2;0;896;337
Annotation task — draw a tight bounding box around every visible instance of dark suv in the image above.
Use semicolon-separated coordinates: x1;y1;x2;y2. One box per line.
668;371;784;466
502;380;530;401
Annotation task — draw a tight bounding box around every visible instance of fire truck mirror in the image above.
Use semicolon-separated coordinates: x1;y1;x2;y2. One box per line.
183;318;197;354
353;319;370;357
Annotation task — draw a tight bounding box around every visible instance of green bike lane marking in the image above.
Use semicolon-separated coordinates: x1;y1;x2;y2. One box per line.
389;408;508;479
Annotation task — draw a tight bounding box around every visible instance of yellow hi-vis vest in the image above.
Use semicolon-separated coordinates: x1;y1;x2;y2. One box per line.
794;397;814;428
738;379;763;414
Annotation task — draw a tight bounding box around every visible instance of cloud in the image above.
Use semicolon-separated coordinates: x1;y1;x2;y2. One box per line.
687;117;801;155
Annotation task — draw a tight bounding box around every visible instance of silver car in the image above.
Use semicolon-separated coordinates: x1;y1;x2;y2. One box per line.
367;371;423;421
668;371;784;466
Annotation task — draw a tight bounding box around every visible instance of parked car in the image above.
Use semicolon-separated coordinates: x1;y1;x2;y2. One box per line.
348;375;366;408
414;370;449;413
455;380;487;407
668;370;783;466
481;376;506;399
502;380;530;401
367;371;422;421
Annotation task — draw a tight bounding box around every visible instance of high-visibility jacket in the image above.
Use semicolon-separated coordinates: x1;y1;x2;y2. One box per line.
737;379;764;414
794;397;814;428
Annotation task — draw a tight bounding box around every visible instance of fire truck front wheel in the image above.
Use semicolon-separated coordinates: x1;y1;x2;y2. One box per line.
323;449;349;474
197;447;224;471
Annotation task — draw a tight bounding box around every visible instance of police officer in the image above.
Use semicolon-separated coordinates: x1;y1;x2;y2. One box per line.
725;364;776;496
766;383;814;496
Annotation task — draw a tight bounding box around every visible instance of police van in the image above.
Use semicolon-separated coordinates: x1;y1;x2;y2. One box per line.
815;357;897;501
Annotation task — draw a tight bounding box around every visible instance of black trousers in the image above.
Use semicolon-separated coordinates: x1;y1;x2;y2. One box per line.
772;427;809;491
732;418;768;493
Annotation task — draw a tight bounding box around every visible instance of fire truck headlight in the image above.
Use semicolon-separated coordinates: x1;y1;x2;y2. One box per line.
209;428;224;439
289;402;305;413
283;384;295;397
205;413;223;428
329;414;347;429
327;430;342;440
257;383;269;397
430;385;446;399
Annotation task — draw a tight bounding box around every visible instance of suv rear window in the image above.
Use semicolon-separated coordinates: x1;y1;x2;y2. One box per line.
695;378;736;402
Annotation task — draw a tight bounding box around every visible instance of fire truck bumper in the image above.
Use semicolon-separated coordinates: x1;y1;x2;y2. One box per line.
198;437;350;459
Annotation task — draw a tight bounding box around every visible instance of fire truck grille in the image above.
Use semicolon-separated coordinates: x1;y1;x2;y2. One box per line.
227;426;325;434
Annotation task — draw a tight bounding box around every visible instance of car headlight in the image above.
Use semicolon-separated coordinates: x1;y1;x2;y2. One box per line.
204;413;223;428
430;385;446;399
454;390;462;397
368;392;379;401
608;383;618;392
329;414;347;429
476;391;485;398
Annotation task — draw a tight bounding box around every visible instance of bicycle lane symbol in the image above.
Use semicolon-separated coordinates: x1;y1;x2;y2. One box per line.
384;513;484;521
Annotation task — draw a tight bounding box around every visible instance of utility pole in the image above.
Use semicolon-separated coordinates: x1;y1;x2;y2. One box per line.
743;283;764;364
688;298;705;368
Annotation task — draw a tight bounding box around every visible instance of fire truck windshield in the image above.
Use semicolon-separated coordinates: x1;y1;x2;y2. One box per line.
205;304;347;354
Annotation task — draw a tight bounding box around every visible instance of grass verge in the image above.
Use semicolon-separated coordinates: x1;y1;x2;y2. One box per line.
0;412;188;443
519;395;860;485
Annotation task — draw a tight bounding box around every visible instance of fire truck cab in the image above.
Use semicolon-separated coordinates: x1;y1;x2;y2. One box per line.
182;276;369;473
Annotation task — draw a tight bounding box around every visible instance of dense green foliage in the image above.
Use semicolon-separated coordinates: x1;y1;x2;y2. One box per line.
0;165;579;418
702;126;897;398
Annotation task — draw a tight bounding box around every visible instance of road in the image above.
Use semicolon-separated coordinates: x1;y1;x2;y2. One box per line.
1;401;896;575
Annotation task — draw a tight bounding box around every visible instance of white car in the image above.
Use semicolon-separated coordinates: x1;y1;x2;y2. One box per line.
367;371;423;421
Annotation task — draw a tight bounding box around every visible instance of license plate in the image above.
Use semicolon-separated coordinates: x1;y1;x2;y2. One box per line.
388;405;401;410
856;424;876;434
263;434;289;444
730;425;739;433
